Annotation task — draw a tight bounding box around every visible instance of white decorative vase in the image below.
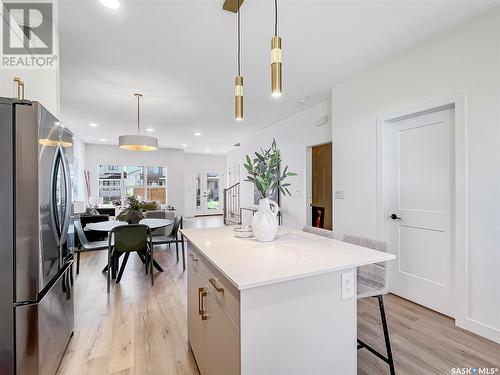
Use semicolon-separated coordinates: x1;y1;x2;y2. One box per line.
251;198;279;242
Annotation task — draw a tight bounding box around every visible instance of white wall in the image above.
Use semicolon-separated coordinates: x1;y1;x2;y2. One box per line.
184;153;227;217
227;99;332;229
332;7;500;342
71;135;86;203
85;144;186;215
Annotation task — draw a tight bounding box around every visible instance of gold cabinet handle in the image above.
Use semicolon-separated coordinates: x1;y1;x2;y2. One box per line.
209;278;224;294
189;253;198;262
198;288;208;320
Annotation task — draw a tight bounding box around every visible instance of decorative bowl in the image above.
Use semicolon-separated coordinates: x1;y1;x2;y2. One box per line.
233;225;253;238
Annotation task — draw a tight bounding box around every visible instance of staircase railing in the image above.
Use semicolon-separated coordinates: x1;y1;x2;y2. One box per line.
223;182;241;225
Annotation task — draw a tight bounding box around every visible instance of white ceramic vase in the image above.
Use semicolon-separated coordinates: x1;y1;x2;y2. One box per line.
251;198;280;242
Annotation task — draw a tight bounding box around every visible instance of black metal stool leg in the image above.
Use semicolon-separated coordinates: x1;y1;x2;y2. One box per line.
76;252;81;274
377;295;396;375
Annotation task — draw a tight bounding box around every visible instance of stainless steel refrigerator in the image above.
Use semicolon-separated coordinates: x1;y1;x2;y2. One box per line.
0;98;75;375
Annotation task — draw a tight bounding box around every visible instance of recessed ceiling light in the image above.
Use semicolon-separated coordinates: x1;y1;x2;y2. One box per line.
298;96;309;105
100;0;119;9
89;123;98;127
99;138;106;142
205;149;210;153
181;144;187;148
146;128;154;132
194;132;201;137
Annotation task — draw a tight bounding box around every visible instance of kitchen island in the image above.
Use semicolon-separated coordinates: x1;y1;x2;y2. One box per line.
181;226;395;375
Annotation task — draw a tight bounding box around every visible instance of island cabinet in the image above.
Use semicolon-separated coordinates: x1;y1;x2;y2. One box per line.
183;226;395;375
187;245;240;375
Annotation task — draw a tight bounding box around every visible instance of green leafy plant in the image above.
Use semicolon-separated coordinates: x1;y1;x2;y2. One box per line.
140;201;158;211
117;195;144;224
243;139;297;200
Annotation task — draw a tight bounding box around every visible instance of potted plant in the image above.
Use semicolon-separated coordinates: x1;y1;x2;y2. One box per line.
116;195;145;224
244;139;296;241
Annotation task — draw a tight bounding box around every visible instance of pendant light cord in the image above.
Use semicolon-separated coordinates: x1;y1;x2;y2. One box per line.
274;0;278;36
137;94;140;134
237;0;241;76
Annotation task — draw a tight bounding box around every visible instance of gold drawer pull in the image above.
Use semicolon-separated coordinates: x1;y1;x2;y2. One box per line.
198;288;208;320
209;278;224;294
189;253;198;262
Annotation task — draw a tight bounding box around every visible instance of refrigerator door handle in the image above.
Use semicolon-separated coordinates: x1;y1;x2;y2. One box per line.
59;147;72;251
49;146;61;247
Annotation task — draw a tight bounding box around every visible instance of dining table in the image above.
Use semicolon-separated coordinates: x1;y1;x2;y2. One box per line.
85;218;173;279
85;218;173;232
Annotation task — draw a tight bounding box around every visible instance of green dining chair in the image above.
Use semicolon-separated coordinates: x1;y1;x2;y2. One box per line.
107;224;154;293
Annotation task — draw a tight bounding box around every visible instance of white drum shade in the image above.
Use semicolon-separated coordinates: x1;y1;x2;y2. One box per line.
119;135;158;151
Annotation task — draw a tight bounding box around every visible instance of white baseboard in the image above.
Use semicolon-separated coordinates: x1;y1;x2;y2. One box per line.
456;317;500;344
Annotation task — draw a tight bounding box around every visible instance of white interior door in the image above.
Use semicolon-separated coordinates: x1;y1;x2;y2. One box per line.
195;170;223;215
384;107;454;317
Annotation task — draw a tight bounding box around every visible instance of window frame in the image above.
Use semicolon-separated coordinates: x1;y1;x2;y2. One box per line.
97;164;167;206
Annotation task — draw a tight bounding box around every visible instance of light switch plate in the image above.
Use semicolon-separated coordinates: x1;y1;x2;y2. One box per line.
334;190;344;199
341;272;355;300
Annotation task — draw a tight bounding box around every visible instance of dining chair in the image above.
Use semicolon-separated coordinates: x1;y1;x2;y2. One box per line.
342;234;395;375
107;224;154;293
145;210;173;237
149;216;186;270
302;226;335;238
74;219;109;275
79;214;109;242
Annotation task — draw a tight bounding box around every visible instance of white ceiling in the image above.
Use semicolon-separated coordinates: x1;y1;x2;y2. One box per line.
59;0;499;154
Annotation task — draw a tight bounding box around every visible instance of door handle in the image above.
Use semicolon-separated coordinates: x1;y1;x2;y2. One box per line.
389;213;403;220
209;278;224;294
198;288;208;320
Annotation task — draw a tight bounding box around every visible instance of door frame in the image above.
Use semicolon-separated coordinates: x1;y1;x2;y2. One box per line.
306;142;333;230
194;170;224;216
375;93;467;330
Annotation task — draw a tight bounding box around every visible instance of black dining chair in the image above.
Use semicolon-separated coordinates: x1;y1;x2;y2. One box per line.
148;216;185;270
74;219;110;274
107;224;154;293
79;214;109;242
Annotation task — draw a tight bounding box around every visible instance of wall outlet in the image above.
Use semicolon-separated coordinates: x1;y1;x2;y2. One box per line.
341;272;355;300
334;190;344;199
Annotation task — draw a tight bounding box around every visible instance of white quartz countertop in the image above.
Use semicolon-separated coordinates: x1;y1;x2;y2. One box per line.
180;226;395;291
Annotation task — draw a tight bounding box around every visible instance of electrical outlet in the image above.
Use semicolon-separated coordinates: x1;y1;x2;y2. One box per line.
341;272;355;300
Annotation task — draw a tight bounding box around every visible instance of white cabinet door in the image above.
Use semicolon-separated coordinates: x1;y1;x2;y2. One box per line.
205;290;240;375
187;261;206;373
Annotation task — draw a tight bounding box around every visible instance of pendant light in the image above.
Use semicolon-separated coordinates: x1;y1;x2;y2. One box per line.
235;0;243;121
271;0;282;97
119;93;158;151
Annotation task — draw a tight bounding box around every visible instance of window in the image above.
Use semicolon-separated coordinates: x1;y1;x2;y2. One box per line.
98;165;122;205
97;165;167;205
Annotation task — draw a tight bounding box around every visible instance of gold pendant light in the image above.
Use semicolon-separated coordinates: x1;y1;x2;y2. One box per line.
234;0;243;121
271;0;282;97
119;93;159;151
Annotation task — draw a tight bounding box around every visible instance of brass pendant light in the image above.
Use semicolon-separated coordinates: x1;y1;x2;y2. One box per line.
271;0;282;97
119;93;159;151
235;0;243;121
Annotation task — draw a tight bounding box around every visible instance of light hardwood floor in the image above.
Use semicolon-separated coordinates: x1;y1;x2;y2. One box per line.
58;216;500;375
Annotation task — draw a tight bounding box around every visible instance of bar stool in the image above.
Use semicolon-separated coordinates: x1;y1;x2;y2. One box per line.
343;235;396;375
